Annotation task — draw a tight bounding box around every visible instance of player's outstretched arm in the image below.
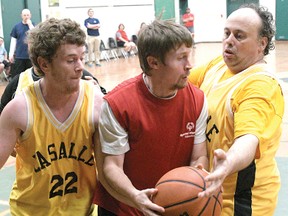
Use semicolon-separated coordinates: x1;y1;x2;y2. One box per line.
198;134;258;197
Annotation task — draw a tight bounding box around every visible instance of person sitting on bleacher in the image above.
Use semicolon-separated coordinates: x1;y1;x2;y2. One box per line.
116;23;137;54
0;37;11;81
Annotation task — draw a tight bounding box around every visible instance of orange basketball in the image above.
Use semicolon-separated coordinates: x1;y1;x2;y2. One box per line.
151;166;222;216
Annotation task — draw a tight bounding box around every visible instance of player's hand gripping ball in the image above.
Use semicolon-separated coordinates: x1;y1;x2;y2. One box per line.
152;166;222;216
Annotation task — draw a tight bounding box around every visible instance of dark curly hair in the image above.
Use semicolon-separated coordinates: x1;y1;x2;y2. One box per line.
240;3;275;55
26;18;86;76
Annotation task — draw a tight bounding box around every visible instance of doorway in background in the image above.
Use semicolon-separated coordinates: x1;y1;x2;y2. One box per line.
226;0;259;16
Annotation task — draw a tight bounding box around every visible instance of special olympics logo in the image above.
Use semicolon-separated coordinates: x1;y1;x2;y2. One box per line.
186;122;194;131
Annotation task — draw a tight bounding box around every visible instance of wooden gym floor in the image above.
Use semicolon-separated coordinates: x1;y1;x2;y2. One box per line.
0;42;287;215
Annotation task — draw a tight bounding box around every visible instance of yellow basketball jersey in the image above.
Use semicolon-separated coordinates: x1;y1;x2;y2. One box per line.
15;67;34;94
193;57;284;215
10;80;97;216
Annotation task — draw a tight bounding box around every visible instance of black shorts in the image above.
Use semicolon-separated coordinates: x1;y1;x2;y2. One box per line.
98;207;117;216
2;60;10;69
117;41;125;47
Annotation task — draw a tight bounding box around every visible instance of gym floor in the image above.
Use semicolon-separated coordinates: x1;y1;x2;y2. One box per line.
0;42;287;215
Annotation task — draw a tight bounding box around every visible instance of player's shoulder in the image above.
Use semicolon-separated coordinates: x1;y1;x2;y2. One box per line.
107;75;141;96
1;92;27;119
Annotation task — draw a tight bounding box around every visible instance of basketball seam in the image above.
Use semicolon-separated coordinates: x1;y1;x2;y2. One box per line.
198;196;211;216
163;196;199;209
215;190;223;208
187;167;207;189
211;191;223;215
156;179;205;190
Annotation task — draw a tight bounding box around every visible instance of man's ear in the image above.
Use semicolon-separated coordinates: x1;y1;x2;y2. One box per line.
37;56;49;73
259;36;268;53
147;56;159;69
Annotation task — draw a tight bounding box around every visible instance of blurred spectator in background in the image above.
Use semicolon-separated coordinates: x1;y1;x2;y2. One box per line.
9;9;34;78
0;37;11;81
84;8;101;67
182;7;196;48
116;23;137;54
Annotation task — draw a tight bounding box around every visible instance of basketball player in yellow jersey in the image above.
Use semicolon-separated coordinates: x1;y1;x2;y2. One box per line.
189;4;284;216
0;18;103;215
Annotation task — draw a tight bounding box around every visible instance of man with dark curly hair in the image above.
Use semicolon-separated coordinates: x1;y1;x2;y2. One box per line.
189;4;284;215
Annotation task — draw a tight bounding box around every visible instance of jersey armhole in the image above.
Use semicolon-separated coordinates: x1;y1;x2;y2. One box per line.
20;88;33;140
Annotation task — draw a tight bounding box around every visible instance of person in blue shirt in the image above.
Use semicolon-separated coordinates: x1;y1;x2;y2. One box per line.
9;9;34;78
84;8;101;67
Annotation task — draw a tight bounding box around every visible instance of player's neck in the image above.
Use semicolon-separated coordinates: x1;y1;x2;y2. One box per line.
39;78;79;109
143;74;177;99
